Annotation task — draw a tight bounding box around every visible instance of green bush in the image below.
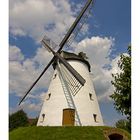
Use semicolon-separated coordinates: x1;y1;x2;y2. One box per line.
116;119;131;133
9;109;29;131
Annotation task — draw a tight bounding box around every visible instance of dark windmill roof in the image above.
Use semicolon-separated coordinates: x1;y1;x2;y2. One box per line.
53;51;91;72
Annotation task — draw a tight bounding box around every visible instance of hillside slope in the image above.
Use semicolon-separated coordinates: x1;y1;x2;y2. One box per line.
9;126;131;140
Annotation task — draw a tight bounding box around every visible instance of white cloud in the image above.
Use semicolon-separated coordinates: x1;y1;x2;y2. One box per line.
10;0;76;43
9;45;24;61
93;66;114;102
10;102;42;115
75;36;114;66
9;91;46;115
21;101;42;112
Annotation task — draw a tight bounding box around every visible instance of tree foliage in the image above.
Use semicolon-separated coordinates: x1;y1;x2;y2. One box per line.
116;119;131;133
9;109;29;131
110;46;131;120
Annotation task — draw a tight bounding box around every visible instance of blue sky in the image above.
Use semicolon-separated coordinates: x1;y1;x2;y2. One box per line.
9;0;131;126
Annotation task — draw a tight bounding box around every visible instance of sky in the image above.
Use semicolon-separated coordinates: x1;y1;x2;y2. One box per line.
9;0;131;126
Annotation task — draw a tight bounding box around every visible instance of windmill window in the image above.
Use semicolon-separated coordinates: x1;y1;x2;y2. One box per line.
46;93;51;100
53;74;57;79
93;114;97;122
89;93;94;101
42;113;45;122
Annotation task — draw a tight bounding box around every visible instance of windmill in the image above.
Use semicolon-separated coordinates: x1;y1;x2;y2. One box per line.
19;0;104;126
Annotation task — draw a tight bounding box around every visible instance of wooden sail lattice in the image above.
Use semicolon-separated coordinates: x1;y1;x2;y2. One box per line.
58;61;83;96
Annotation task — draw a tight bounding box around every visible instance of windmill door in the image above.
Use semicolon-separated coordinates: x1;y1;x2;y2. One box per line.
62;108;75;126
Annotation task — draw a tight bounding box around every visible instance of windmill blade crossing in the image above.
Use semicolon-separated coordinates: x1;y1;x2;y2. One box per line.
55;53;86;86
42;39;86;86
41;35;58;52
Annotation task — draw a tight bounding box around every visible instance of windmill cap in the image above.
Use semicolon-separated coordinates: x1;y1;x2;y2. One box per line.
53;51;91;72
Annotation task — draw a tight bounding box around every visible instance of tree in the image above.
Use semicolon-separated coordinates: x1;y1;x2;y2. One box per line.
110;45;131;121
115;119;131;133
9;109;29;131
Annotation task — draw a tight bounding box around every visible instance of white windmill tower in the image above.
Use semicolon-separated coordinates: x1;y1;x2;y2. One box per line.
19;0;104;126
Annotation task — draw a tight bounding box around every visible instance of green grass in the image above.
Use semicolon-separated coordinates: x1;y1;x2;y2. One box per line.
9;126;131;140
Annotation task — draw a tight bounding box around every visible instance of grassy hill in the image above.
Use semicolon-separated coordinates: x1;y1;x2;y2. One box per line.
9;126;131;140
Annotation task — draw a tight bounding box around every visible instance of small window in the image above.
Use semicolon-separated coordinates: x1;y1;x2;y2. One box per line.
93;114;97;122
46;93;51;100
53;74;57;79
42;114;45;119
89;93;94;101
42;113;45;122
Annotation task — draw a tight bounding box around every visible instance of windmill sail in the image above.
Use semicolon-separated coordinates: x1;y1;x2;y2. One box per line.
41;39;86;86
57;61;83;96
65;0;93;48
41;35;58;52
